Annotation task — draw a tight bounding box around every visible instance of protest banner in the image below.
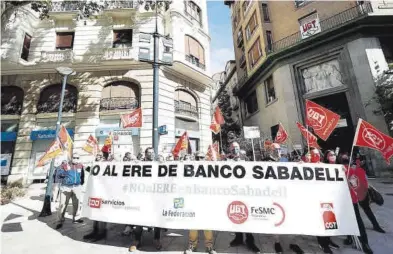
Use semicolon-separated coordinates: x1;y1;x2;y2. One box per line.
82;161;359;236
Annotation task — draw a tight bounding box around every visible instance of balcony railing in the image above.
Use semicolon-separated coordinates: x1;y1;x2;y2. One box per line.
266;2;373;55
49;1;80;12
104;0;135;9
103;47;133;60
49;1;136;13
185;55;206;70
175;100;198;119
40;50;73;63
100;97;139;111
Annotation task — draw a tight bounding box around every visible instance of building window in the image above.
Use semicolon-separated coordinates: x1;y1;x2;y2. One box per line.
248;38;262;68
271;124;279;141
175;89;198;119
185;1;202;26
245;11;258;40
113;29;133;48
21;33;32;61
100;81;139;111
262;3;270;22
185;35;205;70
37;84;78;113
245;90;258;115
264;76;276;104
233;7;240;28
242;0;252;16
56;32;74;50
1;86;24;115
266;30;273;52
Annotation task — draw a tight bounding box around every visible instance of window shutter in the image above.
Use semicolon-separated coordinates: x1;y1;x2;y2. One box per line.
189;37;199;58
113;31;120;42
185;36;190;55
23;34;32;50
198;44;205;64
56;33;74;48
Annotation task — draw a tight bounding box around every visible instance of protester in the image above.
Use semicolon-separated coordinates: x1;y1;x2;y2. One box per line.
227;142;261;253
55;155;85;230
129;147;162;252
52;160;68;202
183;151;216;254
123;152;132;161
122;152;136;237
341;154;373;254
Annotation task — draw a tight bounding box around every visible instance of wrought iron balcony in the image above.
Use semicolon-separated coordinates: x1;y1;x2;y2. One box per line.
185;55;206;71
37;98;77;114
1;101;22;115
174;100;198;119
41;50;73;63
49;1;136;13
49;1;80;12
266;2;373;55
100;97;139;111
237;31;244;48
104;0;136;9
103;47;133;60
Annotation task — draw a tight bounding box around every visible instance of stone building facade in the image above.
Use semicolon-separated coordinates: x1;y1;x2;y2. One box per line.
1;0;213;183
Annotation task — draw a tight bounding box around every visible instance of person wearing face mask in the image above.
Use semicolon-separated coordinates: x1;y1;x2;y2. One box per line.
341;154;373;254
55;155;85;230
315;150;340;254
227;142;261;253
184;151;217;254
129;147;162;252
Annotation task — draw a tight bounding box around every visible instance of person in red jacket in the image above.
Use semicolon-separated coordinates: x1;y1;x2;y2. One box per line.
341;154;373;254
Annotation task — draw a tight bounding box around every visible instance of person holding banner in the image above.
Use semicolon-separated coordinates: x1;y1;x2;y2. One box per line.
227;142;261;253
129;147;162;252
341;154;373;254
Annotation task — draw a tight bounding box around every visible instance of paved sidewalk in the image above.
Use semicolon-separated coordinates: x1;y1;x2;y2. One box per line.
1;180;393;254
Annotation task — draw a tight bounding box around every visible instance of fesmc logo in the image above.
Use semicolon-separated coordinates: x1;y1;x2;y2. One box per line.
321;203;338;230
307;107;326;130
162;198;195;218
89;197;125;209
250;202;285;227
227;201;248;224
362;128;385;150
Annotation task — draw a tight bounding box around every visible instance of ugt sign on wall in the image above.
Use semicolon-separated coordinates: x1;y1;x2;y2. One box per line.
299;13;321;39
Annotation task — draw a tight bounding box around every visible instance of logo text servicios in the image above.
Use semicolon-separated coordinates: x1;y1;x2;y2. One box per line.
89;197;125;208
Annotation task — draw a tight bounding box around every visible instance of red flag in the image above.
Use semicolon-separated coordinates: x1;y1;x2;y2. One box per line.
36;138;63;167
58;125;73;159
306;100;340;141
210;118;221;134
353;119;393;164
83;135;99;156
121;108;142;128
296;122;321;149
274;123;288;144
213;106;225;125
172;131;189;157
101;133;112;153
206;144;218;161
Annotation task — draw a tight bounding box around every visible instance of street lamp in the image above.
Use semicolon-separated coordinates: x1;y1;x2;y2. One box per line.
39;67;75;217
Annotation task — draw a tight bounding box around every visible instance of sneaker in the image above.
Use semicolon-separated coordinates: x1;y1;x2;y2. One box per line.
328;240;339;250
230;237;243;247
362;243;373;254
154;239;162;250
55;223;63;229
129;242;141;252
246;241;260;253
89;232;106;243
373;226;385;234
274;242;283;254
289;244;304;254
319;245;333;254
343;237;353;246
73;219;84;224
83;231;97;240
122;225;133;236
184;245;197;254
206;247;217;254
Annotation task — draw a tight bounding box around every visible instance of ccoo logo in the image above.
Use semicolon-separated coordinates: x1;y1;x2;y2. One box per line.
227;201;248;224
128;113;140;125
89;197;102;208
362;128;385;150
307;107;327;130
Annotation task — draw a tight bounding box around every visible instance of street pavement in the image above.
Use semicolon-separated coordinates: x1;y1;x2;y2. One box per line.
1;180;393;254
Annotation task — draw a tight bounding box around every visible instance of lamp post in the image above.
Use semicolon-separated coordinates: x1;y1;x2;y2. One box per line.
138;0;172;159
39;67;75;217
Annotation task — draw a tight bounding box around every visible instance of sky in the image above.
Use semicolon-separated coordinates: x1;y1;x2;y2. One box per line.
207;0;235;76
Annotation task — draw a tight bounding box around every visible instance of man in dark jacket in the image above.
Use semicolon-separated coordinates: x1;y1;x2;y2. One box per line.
56;155;85;229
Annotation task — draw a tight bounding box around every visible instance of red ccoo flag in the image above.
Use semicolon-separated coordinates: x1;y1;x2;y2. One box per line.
306;100;340;141
210;118;221;134
274;123;288;144
296;122;320;149
121;108;142;128
353;119;393;164
213;106;225;125
172;131;189;157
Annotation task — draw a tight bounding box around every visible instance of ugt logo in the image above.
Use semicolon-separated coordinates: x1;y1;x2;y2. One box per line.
174;198;184;209
89;197;102;208
362;128;385;150
321;203;338;230
307;107;327;130
227;201;248;224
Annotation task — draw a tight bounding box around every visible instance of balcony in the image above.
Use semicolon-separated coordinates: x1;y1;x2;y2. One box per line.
100;97;139;111
175;100;198;121
239;54;246;67
103;47;134;61
103;0;137;18
237;32;244;48
40;50;73;63
185;55;206;71
48;1;80;19
266;2;373;55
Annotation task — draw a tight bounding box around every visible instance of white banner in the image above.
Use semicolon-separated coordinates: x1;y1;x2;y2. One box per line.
244;126;260;139
82;161;359;236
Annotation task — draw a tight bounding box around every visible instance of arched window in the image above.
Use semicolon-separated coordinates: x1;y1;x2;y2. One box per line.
174;89;198;119
185;35;205;70
100;81;139;111
1;86;24;115
37;84;78;113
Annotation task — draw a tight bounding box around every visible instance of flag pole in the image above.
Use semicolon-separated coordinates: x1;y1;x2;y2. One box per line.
219;130;223;153
349;119;361;168
251;138;256;161
306;124;311;153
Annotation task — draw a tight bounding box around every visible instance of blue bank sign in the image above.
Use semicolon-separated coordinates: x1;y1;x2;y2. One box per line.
30;129;74;141
0;132;17;142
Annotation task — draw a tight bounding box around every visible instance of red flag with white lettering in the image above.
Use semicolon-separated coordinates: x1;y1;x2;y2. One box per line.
306;100;340;141
296;122;321;149
274;123;288;144
353;119;393;164
121;108;142;128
